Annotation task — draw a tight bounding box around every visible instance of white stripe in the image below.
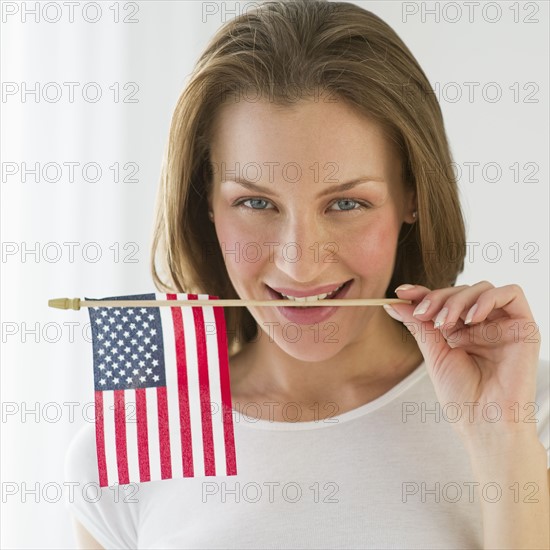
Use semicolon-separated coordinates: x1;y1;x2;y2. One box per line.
145;387;161;481
200;295;227;475
103;391;117;485
124;390;140;482
158;293;183;478
180;293;205;477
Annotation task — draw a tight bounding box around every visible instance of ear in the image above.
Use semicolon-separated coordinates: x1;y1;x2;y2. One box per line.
405;186;417;224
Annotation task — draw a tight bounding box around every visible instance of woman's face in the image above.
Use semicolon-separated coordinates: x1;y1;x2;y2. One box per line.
208;96;415;362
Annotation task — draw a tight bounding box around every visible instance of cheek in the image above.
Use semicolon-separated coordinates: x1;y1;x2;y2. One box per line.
343;221;398;274
214;219;264;279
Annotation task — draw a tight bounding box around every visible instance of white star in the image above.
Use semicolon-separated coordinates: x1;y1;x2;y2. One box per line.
126;376;133;384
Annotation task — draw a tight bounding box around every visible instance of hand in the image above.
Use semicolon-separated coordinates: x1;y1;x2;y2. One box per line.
386;281;541;440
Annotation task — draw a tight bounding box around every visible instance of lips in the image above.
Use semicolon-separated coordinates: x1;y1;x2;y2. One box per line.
268;280;352;298
265;279;353;324
266;279;353;303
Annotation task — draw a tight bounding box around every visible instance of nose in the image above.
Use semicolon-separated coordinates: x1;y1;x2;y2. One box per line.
272;213;337;283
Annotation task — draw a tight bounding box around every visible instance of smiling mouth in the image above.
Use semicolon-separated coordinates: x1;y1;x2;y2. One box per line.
268;279;353;304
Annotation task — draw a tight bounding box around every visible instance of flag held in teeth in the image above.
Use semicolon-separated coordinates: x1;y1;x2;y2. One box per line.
86;292;237;487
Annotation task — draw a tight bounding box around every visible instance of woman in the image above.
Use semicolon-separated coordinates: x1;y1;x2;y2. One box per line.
65;1;550;548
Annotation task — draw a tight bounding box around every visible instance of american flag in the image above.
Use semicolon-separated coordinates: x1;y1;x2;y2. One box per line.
86;292;237;487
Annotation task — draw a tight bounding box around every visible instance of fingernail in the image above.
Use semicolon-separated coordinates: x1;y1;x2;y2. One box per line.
433;307;448;329
383;304;403;322
395;284;416;292
413;299;430;316
464;303;478;325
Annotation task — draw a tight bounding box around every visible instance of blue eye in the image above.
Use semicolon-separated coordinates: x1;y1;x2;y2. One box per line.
330;199;361;211
233;197;370;212
238;198;273;210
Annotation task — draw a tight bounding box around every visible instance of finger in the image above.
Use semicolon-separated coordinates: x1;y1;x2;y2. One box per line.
394;284;469;311
466;284;534;325
430;281;495;330
394;284;478;328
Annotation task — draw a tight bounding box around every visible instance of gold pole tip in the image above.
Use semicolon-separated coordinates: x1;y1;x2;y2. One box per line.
48;298;81;310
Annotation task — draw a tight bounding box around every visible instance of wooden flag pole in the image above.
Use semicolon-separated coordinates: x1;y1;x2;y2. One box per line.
48;297;412;310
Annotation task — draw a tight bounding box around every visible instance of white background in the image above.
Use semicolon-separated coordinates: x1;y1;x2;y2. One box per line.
1;1;548;548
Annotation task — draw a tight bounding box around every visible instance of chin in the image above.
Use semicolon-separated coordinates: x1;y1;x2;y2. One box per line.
268;335;345;364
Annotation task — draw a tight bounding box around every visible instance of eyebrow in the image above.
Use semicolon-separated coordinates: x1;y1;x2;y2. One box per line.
221;176;385;197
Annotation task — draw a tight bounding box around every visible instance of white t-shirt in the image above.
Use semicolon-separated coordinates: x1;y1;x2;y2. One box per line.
64;358;550;549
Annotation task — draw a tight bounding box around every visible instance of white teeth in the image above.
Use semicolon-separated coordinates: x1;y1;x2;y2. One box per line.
280;283;345;301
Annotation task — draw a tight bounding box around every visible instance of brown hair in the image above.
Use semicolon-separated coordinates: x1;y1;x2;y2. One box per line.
150;0;466;357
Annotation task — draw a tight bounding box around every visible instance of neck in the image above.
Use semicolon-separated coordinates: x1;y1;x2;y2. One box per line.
230;309;424;406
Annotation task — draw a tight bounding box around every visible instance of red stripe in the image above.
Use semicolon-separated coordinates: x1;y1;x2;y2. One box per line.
189;294;216;476
157;386;172;479
114;390;129;484
135;389;150;482
167;293;194;477
213;303;238;475
94;391;108;487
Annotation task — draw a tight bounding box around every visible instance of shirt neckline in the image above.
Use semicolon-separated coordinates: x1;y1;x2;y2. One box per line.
231;359;428;431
